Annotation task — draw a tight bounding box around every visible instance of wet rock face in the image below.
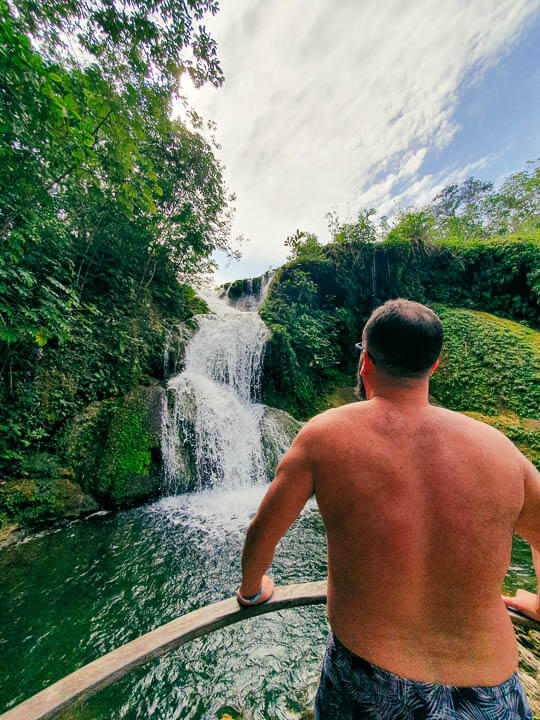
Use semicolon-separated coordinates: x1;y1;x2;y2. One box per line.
63;385;167;510
259;405;303;474
0;456;99;526
218;270;275;312
160;285;300;495
163;318;200;380
162;396;302;494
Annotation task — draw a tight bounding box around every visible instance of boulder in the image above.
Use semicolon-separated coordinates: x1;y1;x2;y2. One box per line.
0;455;98;525
64;385;167;509
258;404;303;476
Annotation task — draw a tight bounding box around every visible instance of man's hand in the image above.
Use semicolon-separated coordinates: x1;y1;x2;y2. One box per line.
236;575;274;607
503;589;540;621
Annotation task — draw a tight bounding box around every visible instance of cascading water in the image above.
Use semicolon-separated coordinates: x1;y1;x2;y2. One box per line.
161;272;295;494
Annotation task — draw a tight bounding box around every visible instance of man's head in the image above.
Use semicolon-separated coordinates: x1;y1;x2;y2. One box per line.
356;299;443;398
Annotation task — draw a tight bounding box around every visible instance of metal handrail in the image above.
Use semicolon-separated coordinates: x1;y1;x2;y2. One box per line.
1;581;537;720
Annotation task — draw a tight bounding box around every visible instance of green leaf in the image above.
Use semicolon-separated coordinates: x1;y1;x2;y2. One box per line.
35;327;51;346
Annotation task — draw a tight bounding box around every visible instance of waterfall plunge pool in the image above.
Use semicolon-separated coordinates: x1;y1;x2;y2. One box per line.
0;487;535;720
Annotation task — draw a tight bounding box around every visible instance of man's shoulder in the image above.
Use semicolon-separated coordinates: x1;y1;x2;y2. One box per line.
430;405;525;461
432;405;509;437
298;403;369;446
304;402;366;428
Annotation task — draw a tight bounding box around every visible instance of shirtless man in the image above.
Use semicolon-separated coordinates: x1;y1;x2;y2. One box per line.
236;299;538;719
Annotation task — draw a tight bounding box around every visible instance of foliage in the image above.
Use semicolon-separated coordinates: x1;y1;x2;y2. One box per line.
329;208;378;244
8;0;223;91
424;231;539;324
260;264;358;418
0;452;97;523
0;0;229;519
284;229;324;262
430;177;494;240
429;306;539;419
428;160;539;240
262;162;539;418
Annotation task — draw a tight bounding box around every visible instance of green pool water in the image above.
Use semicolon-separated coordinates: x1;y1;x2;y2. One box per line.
0;487;535;719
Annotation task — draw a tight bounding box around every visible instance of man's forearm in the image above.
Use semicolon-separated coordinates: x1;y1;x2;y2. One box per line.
240;522;276;596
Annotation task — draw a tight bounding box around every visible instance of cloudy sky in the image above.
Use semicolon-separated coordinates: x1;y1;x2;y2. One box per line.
177;0;540;283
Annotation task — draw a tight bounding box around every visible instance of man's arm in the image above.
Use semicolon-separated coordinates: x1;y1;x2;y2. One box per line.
503;457;540;621
237;427;315;604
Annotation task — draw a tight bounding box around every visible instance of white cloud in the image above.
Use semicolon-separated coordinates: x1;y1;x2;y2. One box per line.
401;149;429;179
175;0;536;275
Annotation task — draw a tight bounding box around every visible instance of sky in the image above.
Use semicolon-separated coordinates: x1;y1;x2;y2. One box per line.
177;0;540;284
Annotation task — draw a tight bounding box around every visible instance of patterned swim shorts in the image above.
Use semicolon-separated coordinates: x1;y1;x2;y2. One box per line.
314;632;533;719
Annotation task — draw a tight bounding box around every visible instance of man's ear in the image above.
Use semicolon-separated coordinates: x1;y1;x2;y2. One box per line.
360;352;374;377
429;358;440;377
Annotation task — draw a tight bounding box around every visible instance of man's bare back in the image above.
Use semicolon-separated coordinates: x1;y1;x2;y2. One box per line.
311;398;524;685
237;299;538;716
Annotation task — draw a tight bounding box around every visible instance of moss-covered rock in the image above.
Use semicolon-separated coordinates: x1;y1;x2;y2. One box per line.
63;385;166;508
62;399;114;495
94;386;165;507
0;453;97;524
259;405;303;473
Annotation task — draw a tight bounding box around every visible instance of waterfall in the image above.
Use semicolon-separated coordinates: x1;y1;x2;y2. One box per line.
161;273;298;494
371;251;377;297
227;269;275;311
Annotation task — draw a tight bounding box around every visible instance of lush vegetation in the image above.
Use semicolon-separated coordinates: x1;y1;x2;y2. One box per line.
0;0;232;523
261;162;539;429
1;0;538;525
430;306;539;418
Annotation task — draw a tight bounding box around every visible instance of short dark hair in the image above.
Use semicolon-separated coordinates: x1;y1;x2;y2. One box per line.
363;299;443;378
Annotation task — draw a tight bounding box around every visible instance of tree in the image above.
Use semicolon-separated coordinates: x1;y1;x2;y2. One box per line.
386;210;434;252
0;0;232;477
7;0;223;91
485;160;539;235
430;177;493;240
284;230;324;262
331;209;377;244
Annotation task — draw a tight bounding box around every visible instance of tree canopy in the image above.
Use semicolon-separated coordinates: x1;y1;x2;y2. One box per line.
0;0;232;478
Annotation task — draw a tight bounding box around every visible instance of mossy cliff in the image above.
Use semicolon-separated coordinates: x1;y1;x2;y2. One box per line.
430;306;539;419
259;235;539;466
260;233;539;421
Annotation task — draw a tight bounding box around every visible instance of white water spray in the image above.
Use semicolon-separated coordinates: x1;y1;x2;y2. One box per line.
161;273;296;494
